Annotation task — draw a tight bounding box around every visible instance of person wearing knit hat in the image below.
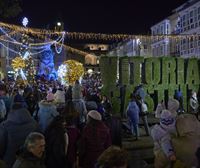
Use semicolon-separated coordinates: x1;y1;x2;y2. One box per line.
160;109;176;129
79;110;111;168
87;110;102;121
151;109;177;168
167;98;179;118
12;93;28;109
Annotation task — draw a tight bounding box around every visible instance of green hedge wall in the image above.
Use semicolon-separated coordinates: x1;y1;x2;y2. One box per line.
186;58;200;85
100;56;200;115
100;56;119;114
145;57;160;85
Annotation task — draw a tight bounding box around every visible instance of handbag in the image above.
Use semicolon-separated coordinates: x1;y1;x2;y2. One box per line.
140;101;148;116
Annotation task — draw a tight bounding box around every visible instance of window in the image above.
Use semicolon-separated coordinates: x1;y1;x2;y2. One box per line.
166;24;169;34
190;11;193;17
198;7;200;14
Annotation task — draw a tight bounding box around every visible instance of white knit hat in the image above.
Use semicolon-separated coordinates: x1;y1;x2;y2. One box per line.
168;98;179;112
160;109;175;126
87;110;102;121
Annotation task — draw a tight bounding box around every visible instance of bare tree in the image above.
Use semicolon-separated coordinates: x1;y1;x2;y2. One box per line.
0;0;22;18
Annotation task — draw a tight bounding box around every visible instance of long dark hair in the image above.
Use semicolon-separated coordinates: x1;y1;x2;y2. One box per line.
45;115;70;168
62;100;79;125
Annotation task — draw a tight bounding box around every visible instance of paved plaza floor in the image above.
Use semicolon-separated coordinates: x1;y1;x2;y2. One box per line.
122;114;158;168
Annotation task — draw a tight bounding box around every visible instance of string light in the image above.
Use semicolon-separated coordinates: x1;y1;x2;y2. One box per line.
0;22;64;35
1;21;200;59
0;24;65;56
0;27;65;48
57;64;68;85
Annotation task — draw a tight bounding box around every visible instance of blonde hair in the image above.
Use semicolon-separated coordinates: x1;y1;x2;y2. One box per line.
97;146;128;168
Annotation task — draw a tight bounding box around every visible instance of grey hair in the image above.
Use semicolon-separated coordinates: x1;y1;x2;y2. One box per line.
24;132;44;149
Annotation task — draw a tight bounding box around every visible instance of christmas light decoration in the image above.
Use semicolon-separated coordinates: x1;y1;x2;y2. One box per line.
0;22;65;56
11;56;26;70
63;60;84;85
22;17;29;27
57;64;68;85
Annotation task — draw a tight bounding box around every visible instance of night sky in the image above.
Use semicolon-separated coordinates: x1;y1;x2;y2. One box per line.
16;0;188;34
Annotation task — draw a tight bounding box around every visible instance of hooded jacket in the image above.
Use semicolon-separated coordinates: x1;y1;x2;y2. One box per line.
38;100;59;132
0;108;38;168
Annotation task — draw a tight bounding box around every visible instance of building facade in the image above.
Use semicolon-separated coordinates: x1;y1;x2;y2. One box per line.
107;38;152;57
151;0;200;58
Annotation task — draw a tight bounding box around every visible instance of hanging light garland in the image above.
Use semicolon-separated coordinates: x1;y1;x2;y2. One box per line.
0;22;64;35
1;21;199;42
0;24;65;56
1;21;199;61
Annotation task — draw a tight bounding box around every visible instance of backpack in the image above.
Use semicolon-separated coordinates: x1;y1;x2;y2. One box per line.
0;99;6;120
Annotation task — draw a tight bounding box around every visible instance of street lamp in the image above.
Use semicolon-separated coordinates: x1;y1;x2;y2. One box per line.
57;22;61;27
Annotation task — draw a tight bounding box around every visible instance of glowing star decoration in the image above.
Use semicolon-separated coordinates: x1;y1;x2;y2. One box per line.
22;17;29;27
11;56;26;70
57;64;68;85
11;56;27;81
64;60;84;85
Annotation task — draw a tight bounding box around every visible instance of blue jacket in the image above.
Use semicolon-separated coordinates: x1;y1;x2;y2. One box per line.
0;96;12;113
0;108;38;168
38;100;59;132
126;101;140;124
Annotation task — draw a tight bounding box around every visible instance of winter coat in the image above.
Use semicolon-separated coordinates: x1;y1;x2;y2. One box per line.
0;95;12;113
104;116;122;147
151;124;176;158
73;99;87;124
66;126;80;166
45;126;70;168
12;149;45;168
72;83;82;100
126;101;140;124
38;100;59;132
54;90;65;104
79;121;111;168
153;114;200;168
0;108;38;168
0;99;6;120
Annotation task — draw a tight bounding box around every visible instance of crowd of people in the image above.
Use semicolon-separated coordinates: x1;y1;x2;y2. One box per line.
0;72;124;168
0;71;200;168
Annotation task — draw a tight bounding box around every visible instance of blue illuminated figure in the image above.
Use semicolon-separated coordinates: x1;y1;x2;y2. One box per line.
38;47;57;80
